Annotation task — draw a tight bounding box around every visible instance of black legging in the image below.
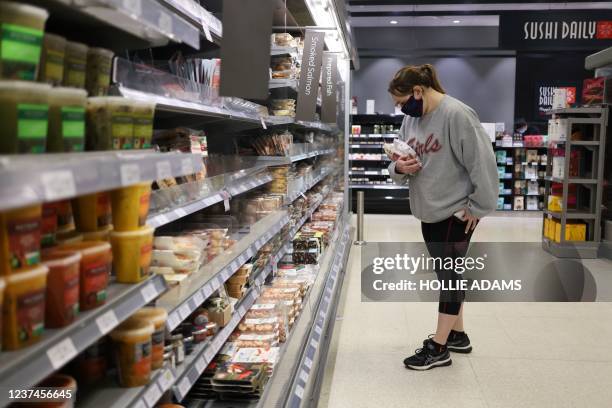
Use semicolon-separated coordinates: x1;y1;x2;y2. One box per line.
421;215;475;315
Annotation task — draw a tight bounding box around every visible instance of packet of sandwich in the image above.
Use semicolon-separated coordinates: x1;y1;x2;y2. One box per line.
384;139;421;165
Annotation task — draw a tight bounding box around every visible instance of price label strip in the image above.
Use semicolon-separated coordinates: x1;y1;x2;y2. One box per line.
156;161;172;179
157;369;175;392
141;282;158;303
95;310;119;336
41;170;76;201
143;382;162;407
120;163;141;186
47;338;78;370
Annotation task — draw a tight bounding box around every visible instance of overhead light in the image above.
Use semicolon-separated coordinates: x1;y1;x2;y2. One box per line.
390;20;398;25
453;20;461;24
385;196;393;199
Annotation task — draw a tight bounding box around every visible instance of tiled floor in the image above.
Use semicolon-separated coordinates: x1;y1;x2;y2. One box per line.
318;214;612;408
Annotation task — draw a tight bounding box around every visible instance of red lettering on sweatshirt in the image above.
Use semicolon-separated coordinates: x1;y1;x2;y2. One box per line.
407;134;442;157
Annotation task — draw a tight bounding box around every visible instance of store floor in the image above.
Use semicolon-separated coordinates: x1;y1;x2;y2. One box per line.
318;214;612;408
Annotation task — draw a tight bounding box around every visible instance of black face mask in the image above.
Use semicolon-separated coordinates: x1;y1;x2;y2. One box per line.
401;96;424;117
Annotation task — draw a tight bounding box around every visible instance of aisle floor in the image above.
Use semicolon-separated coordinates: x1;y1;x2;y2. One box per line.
319;214;612;408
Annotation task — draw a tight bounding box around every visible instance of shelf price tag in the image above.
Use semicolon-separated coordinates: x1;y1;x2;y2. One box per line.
203;284;213;298
132;400;146;408
177;377;191;398
120;163;140;186
299;369;309;383
122;0;142;16
156;160;172;179
204;347;215;362
193;290;204;306
200;9;213;42
167;313;181;330
178;304;191;320
141;282;158;303
304;357;313;369
143;382;162;407
96;310;119;336
238;304;246;316
158;12;173;35
158;369;175;392
41;170;76;201
195;356;206;373
47;338;78;369
175;208;187;218
295;385;304;399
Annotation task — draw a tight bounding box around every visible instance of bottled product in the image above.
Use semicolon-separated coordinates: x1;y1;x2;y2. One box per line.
109;225;154;283
41;251;80;328
0;204;42;275
38;33;66;85
86;97;133;150
54;241;112;311
2;265;49;350
72;192;112;232
85;47;113;96
0;81;51;153
47;87;87;152
63;41;88;89
110;318;154;387
132;307;168;369
0;2;48;80
110;183;151;230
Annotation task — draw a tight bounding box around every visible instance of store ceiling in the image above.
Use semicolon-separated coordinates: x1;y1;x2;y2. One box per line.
347;2;612;27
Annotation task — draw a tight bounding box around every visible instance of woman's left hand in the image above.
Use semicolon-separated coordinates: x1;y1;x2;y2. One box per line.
462;208;479;233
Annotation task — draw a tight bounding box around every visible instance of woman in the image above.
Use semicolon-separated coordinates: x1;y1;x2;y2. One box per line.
387;64;498;370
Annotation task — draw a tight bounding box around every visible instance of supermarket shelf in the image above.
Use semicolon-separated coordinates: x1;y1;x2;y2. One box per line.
349;170;389;176
226;171;274;197
494;145;547;149
566;140;601;146
350;134;398;139
349;158;391;163
157;210;291;332
269;78;298;91
254;148;336;164
36;0;200;49
160;0;222;42
148;191;226;228
499;176;544;181
285;166;338;203
542;237;600;259
0;151;203;212
259;218;351;408
543;209;597;220
545;177;598;184
270;46;300;56
550;106;607;115
499;193;542;196
0;275;168;407
350;143;384;148
585;46;612;70
350;184;408;190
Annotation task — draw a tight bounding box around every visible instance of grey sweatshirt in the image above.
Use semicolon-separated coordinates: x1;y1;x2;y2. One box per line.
388;95;498;223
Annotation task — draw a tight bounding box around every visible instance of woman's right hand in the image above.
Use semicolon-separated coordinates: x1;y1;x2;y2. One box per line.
395;155;421;175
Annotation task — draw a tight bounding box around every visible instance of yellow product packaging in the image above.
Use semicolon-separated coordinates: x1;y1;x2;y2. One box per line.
131;100;155;149
132;308;167;369
85;47;113;96
86;97;134;150
0;205;43;275
110;183;151;231
109;318;154;387
547;195;562;212
63;41;88;89
2;265;49;350
110;226;154;283
554;222;587;242
38;33;66;85
72;192;112;232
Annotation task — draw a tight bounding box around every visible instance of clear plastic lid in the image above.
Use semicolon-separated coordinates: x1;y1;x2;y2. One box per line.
49;87;88;105
0;1;49;25
110;318;154;341
132;307;168;327
109;225;154;238
65;41;89;55
88;47;114;59
5;264;49;284
0;80;51;94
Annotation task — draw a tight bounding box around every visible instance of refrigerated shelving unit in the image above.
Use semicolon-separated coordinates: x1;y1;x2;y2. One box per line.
0;0;355;407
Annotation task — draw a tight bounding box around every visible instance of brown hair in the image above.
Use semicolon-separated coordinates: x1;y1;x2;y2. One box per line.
388;64;445;96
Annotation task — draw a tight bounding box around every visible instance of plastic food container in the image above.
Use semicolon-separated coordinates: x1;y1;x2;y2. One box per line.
2;265;49;350
47;87;87;152
86;97;134;150
77;339;108;385
72;192;112;232
41;251;81;328
131;100;155;149
0;81;51;153
86;47;113;96
63;41;88;89
110;318;154;387
51;199;75;233
132;307;168;369
55;241;111;311
37;374;77;407
0;2;48;80
110;183;151;231
82;225;113;242
41;203;59;248
110;226;154;283
0;204;42;275
56;230;83;246
38;33;66;85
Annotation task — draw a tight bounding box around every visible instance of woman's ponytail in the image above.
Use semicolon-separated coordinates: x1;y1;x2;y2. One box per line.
388;63;445;96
